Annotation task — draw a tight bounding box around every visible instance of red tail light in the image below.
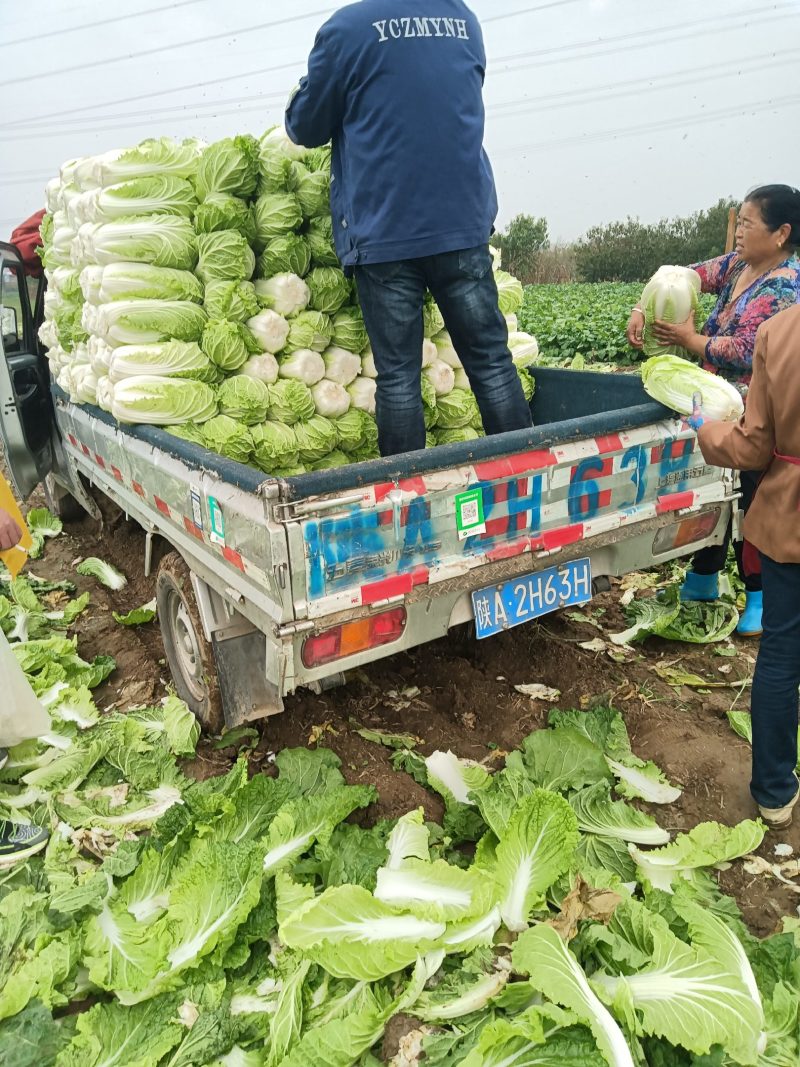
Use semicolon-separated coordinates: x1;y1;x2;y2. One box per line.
652;508;721;555
302;607;407;668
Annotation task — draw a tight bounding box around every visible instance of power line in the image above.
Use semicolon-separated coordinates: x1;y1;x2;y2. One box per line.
3;88;291;138
0;64;300;131
3;0;789;131
486;49;800;120
6;46;794;145
0;0;212;49
483;0;583;22
489;2;795;73
0;8;334;89
492;93;800;156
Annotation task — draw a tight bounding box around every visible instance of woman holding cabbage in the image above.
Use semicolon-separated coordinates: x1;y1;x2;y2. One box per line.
627;185;800;637
692;305;800;828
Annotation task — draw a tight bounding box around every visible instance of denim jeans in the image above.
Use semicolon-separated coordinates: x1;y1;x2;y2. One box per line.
354;246;533;456
750;552;800;808
692;468;762;592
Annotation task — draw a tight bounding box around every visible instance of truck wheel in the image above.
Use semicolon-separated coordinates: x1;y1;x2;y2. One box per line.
156;551;224;734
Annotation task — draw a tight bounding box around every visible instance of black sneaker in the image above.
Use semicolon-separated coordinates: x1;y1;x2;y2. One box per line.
0;821;49;867
0;748;7;770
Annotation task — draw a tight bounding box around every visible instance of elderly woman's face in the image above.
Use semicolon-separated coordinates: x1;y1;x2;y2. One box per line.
735;200;784;264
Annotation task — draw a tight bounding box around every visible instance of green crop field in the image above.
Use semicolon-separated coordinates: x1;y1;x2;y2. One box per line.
518;282;716;367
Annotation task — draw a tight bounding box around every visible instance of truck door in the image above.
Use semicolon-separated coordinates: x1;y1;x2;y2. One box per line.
0;242;54;497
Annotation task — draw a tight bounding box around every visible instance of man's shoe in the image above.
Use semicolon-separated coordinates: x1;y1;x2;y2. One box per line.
737;591;763;638
758;782;800;829
0;821;50;867
0;748;7;771
679;571;719;602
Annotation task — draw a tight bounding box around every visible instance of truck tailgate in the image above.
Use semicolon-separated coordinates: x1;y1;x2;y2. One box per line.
283;372;729;618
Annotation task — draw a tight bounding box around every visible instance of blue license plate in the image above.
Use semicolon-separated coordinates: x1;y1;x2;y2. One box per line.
471;557;592;639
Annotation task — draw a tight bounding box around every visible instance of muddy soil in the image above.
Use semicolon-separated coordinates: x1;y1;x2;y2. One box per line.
33;504;799;937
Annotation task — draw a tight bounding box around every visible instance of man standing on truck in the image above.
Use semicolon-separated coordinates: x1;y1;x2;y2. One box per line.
285;1;533;456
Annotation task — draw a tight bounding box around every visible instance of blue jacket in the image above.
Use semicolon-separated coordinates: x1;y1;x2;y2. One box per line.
285;1;498;267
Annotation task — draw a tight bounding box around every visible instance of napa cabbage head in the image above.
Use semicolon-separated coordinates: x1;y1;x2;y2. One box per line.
307;215;338;267
86;175;197;222
268;379;316;425
331;307;368;354
254;273;310;318
305;267;350;315
201;320;260;371
277;349;326;386
312;379;351;418
295;167;331;218
111;375;218;425
250;421;300;471
217;375;271;425
87;215;197;270
294;415;339;463
495;271;524;315
195;230;255;283
640;266;702;358
258;234;311;279
200;415;254;464
284;310;333;354
95;262;203;304
108;342;217;384
93;137;204;186
203;280;260;324
253;193;303;250
641;355;744;421
194;193;256;242
195;134;260;200
94;299;207;345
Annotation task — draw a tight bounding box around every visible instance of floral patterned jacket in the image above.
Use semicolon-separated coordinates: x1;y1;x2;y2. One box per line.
690;252;800;390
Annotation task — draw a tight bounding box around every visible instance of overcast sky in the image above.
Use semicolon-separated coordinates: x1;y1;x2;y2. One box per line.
1;0;798;242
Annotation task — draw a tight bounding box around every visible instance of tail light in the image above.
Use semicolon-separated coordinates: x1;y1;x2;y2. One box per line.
652;508;721;555
302;607;407;668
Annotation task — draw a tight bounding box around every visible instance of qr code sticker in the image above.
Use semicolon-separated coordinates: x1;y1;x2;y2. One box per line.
460;499;479;526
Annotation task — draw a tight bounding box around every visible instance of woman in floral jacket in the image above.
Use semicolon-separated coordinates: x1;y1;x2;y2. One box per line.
627;184;800;637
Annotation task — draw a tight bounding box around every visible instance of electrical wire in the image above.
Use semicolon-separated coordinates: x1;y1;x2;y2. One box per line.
0;9;335;89
486;49;800;120
2;0;788;129
491;93;800;156
0;0;213;49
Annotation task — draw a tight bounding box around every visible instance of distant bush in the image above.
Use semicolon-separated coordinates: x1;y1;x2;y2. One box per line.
575;198;737;283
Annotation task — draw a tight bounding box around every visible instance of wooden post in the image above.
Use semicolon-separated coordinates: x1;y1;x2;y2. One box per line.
725;207;737;254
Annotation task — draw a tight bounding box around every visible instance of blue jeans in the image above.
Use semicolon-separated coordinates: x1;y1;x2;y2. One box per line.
354;245;533;456
750;553;800;807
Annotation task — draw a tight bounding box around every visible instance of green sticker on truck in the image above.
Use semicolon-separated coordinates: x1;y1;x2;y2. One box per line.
455;487;485;540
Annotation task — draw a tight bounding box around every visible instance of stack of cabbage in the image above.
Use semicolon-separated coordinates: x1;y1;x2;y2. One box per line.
38;130;538;475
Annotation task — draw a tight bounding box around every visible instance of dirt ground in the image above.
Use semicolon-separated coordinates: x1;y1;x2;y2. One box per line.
37;505;799;937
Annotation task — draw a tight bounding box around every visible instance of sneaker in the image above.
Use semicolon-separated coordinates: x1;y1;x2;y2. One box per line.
0;748;7;771
0;821;50;867
758;781;800;829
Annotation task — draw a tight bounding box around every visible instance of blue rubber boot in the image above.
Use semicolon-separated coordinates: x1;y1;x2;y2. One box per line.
679;570;719;602
737;591;763;637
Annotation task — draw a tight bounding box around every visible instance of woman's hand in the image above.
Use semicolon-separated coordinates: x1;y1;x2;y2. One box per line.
651;314;698;349
626;308;645;348
0;508;22;551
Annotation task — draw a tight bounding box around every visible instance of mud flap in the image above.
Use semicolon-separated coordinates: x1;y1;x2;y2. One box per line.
212;630;284;726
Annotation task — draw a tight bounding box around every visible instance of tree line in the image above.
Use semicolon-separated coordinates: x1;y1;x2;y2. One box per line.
493;198;738;284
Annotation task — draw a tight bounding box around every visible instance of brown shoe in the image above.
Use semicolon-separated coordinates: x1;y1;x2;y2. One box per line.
758;782;800;829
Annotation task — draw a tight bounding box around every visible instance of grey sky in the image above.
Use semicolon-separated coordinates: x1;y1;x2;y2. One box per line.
1;0;798;242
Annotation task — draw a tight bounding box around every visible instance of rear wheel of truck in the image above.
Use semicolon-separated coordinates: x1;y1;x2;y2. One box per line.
156;550;224;734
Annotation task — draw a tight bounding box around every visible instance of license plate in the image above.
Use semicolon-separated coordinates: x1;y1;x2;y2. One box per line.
472;557;592;639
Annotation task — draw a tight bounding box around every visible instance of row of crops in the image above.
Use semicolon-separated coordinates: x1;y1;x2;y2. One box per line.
518;283;716;367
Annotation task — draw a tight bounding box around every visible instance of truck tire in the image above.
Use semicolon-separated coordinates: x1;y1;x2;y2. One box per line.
156;551;224;734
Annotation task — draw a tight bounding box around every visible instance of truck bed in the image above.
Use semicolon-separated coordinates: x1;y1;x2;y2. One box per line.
51;369;732;700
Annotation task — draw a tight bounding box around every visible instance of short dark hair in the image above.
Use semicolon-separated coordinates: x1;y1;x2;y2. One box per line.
744;184;800;250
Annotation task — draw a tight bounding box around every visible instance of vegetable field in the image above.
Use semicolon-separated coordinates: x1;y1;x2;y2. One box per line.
518;283;716;366
2;506;800;1067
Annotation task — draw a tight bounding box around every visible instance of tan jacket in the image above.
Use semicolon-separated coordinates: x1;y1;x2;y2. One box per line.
698;304;800;564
